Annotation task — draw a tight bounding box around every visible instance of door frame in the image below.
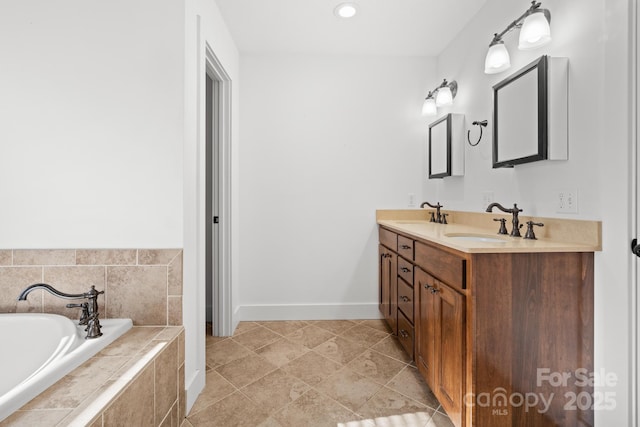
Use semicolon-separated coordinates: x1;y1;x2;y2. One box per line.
204;44;233;336
633;0;639;424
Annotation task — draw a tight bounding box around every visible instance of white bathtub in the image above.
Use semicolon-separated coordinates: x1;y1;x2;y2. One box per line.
0;313;132;421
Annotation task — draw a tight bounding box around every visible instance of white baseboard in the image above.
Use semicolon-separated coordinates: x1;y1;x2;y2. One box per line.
236;303;382;321
185;369;205;415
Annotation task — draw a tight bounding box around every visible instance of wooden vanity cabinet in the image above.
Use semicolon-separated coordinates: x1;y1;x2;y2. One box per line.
378;244;397;334
378;225;595;427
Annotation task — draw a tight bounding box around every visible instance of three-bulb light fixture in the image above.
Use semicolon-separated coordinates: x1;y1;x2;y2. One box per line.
484;1;552;74
421;79;458;117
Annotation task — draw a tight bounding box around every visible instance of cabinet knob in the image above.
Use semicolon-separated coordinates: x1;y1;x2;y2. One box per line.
399;329;409;339
400;245;411;250
430;287;439;294
400;295;410;302
401;267;410;273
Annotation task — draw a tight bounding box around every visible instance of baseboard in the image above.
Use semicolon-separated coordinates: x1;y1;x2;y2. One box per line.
185;368;205;415
236;303;382;321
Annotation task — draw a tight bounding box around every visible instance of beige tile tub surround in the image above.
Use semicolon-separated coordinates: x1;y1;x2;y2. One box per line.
0;249;182;326
0;326;185;427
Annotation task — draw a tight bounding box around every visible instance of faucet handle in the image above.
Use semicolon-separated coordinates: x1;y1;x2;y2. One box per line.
523;221;544;240
441;213;449;224
66;302;90;324
493;218;508;235
429;212;436;222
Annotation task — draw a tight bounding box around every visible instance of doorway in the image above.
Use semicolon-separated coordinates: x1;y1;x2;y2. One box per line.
204;45;232;337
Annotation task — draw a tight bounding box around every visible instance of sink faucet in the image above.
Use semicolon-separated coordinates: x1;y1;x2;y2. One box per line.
486;202;523;237
421;201;444;223
18;284;104;339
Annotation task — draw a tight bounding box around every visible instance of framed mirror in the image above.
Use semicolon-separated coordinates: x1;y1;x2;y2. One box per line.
428;114;451;178
493;55;548;168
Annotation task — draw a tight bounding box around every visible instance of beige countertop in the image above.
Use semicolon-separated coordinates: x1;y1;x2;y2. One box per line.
377;209;602;254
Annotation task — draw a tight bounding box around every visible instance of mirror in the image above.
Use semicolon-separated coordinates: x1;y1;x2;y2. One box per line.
493;55;548;168
429;114;451;178
428;113;464;179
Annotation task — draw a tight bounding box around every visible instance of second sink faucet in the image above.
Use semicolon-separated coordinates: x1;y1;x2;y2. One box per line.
486;202;523;237
421;201;445;224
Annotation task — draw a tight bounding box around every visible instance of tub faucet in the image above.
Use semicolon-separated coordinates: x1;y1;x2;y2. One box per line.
18;284;104;339
486;202;523;237
421;201;444;223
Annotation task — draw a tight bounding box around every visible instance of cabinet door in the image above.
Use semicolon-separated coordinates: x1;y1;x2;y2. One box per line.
434;280;465;427
378;245;397;333
415;267;436;387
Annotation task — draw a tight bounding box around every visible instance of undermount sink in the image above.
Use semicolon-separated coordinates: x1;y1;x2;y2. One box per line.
444;233;508;243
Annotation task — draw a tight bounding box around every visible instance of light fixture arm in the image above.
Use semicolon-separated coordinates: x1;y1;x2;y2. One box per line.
424;79;457;101
490;1;550;45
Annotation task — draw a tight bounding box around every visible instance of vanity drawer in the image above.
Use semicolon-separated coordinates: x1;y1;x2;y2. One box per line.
397;278;414;322
397;236;414;260
397;311;414;359
379;227;397;251
415;242;466;291
397;257;414;285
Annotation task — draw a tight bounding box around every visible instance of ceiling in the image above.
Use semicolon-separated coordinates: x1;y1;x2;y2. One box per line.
214;0;487;56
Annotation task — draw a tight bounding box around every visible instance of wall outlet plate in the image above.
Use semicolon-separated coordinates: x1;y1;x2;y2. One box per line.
408;193;416;208
556;189;578;213
481;191;494;209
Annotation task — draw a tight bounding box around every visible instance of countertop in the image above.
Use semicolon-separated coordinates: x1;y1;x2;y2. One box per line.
377;210;602;254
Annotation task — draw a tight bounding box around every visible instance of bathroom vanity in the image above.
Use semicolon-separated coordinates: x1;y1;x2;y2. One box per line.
377;209;601;427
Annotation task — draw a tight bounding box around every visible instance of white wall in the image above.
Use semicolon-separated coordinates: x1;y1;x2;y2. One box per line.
238;54;435;319
432;0;634;424
0;0;185;248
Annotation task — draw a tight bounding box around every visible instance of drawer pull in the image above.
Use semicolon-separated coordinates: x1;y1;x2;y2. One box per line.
400;295;410;302
430;287;439;294
400;245;411;250
401;267;411;273
399;329;410;339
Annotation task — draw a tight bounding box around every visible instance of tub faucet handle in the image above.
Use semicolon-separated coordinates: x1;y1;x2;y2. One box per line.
66;302;90;324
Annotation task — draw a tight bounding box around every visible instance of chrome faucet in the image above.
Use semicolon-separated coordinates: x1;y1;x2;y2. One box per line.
486;202;523;237
18;284;104;339
421;201;444;223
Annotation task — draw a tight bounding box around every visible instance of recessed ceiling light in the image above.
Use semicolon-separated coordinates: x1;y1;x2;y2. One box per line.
334;3;358;19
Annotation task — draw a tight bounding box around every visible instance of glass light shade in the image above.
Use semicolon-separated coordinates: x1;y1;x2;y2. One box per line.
435;86;453;107
334;3;357;18
518;10;551;50
484;42;511;74
422;97;437;116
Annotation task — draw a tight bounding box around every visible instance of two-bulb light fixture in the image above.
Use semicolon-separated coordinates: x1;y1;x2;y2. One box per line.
484;1;552;74
421;79;458;117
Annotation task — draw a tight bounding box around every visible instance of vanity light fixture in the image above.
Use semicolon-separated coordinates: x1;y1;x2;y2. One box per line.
484;1;551;74
421;79;458;117
334;2;358;18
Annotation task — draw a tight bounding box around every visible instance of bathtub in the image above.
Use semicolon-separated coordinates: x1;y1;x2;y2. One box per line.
0;313;132;421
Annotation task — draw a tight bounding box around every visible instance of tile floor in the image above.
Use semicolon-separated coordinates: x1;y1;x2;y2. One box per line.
182;319;455;427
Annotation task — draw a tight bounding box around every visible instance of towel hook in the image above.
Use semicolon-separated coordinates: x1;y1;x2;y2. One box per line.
467;120;488;147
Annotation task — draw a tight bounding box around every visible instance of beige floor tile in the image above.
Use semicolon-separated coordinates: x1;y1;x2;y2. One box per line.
371;335;414;363
216;353;277;388
340;324;389;348
205;334;228;346
232;325;281;350
427;410;456;427
233;321;261;335
259;320;308;336
281;351;342;386
241;369;310;415
316;367;383;412
187;391;271;427
310;320;358;335
285;325;335;349
356;387;432;420
313;336;367;364
347;350;408;385
254;337;309;367
273;389;358;427
189;371;237;416
386;365;440;409
205;338;252;369
359;319;392;333
356;411;432;427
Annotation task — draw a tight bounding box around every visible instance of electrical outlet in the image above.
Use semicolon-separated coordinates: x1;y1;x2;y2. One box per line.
481;191;494;208
408;193;416;208
556;189;578;213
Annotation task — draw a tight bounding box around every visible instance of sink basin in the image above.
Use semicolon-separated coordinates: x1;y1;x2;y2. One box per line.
444;233;507;243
